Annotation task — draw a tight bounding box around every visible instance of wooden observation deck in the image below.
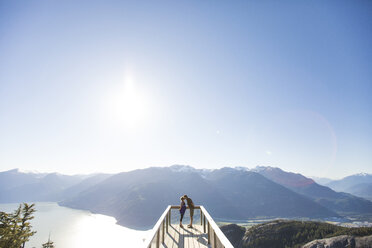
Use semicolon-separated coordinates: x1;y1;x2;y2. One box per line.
144;206;234;248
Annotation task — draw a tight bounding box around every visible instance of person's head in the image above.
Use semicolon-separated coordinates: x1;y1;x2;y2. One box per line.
183;194;188;200
180;196;185;201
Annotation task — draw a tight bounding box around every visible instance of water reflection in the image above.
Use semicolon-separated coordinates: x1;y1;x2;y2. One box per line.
0;202;150;248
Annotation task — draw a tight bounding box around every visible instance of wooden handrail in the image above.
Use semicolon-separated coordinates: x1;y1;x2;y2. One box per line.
200;206;234;248
170;205;201;209
143;205;171;248
144;205;234;248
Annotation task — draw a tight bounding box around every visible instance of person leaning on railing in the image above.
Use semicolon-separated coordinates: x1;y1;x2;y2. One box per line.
183;194;195;228
179;196;186;228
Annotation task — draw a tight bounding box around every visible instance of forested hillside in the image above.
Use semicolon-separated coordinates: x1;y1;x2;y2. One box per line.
221;220;372;248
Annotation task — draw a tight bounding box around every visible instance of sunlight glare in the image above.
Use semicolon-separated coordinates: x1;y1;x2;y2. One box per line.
107;74;150;129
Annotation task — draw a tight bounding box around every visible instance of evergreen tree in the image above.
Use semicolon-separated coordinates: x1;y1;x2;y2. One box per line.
42;239;55;248
42;233;55;248
20;203;37;248
0;203;37;248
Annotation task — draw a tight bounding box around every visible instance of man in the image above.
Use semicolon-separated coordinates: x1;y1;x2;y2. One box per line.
183;194;195;228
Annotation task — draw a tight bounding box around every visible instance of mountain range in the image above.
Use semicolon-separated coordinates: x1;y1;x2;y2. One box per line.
324;174;372;201
61;166;337;229
253;167;372;215
0;169;111;203
0;166;372;229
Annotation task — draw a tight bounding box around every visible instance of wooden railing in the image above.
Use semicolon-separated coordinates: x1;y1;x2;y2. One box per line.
143;205;234;248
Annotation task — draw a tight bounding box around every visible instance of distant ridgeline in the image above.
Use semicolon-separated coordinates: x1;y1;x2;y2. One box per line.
325;173;372;201
1;166;372;229
221;220;372;248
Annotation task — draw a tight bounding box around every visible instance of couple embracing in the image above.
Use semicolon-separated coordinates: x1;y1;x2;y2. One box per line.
179;194;195;228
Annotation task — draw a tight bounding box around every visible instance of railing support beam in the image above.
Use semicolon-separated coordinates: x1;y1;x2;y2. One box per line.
213;229;217;248
162;219;165;244
207;222;211;244
166;213;168;233
156;229;160;248
203;215;206;233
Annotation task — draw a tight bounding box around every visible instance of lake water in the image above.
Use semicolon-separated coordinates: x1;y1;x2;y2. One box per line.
0;202;151;248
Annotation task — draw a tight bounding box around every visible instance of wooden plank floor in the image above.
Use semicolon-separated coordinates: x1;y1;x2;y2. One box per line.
163;224;210;248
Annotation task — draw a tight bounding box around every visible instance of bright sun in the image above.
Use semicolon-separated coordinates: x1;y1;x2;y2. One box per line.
107;76;149;129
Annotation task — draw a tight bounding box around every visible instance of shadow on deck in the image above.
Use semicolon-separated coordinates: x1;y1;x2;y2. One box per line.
163;224;209;248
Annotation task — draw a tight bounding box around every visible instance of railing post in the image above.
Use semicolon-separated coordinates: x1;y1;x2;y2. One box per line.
166;211;169;233
156;229;160;248
200;209;203;225
207;222;211;244
169;209;171;225
213;229;217;248
203;215;206;233
162;219;165;243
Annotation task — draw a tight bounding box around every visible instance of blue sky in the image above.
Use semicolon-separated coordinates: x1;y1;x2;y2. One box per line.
0;0;371;178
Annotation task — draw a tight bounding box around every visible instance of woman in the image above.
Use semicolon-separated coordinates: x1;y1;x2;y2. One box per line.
179;196;186;228
183;195;195;228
